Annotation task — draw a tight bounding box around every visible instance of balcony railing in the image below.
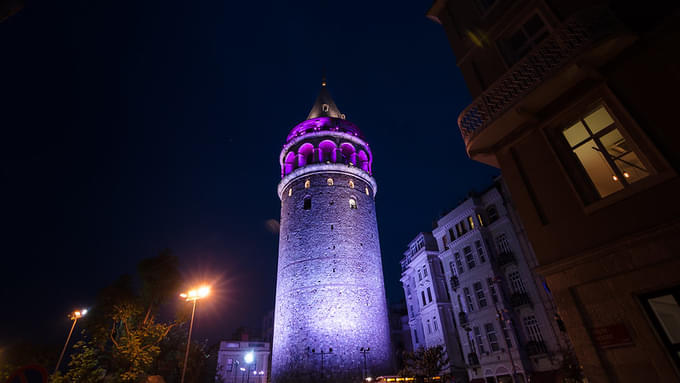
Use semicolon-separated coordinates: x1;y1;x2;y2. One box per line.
450;275;460;291
509;292;532;308
495;251;516;267
458;312;469;327
526;340;548;356
467;352;480;366
457;7;626;147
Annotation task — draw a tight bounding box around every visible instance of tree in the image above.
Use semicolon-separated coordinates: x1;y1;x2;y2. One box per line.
50;340;105;383
400;346;449;383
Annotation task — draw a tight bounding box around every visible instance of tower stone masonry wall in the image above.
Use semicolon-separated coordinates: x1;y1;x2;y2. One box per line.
272;170;392;382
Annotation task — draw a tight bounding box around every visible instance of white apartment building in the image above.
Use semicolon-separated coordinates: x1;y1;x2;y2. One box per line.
402;179;572;383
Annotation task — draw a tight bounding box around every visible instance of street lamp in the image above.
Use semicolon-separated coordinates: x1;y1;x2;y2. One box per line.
179;285;211;383
244;351;255;383
54;309;88;374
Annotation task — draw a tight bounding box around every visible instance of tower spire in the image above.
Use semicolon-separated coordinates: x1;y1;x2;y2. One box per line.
306;78;343;120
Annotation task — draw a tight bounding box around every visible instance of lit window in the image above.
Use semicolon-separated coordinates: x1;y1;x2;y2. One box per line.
303;197;311;210
562;104;650;198
304;180;310;189
327;178;334;186
365;187;369;196
349;180;354;188
349;198;357;209
477;213;484;227
288;188;292;197
467;216;475;230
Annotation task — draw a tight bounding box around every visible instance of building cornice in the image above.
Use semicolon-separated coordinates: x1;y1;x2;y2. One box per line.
276;163;378;200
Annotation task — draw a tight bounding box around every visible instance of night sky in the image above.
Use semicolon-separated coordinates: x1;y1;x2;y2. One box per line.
0;0;498;346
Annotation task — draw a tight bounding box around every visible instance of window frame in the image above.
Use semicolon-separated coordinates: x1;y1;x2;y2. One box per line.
497;11;552;68
543;85;674;212
640;286;680;371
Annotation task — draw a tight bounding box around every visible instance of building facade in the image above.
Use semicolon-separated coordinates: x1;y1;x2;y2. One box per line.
427;1;680;381
216;341;271;383
271;81;392;383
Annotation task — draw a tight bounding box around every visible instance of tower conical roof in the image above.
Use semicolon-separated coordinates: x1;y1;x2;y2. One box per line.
306;80;343;120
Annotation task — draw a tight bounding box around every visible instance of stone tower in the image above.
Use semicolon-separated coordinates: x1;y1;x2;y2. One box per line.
271;81;392;383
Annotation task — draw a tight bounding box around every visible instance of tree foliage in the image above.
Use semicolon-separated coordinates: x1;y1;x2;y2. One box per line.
48;250;209;383
399;346;449;382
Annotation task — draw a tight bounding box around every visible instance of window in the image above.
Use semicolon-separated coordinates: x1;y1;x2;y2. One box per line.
448;228;456;241
349;180;354;188
423;265;428;278
499;13;549;66
496;234;511;253
349;198;357;209
322;103;329;112
427;287;433;303
485;323;500;352
467;216;475;230
413;329;419;344
365;187;370;196
442;235;449;250
474;282;488;308
303;197;311;210
464;287;475;311
640;287;680;370
464;246;476;269
523;315;544;343
475;240;486;263
406;285;411;296
449;261;456;275
421;291;427;306
304;179;310;189
561;104;650;198
327;178;334;186
454;253;464;274
477;213;484;227
226;358;234;371
418;270;423;281
433;317;438;332
288;188;292;197
486;205;499;223
487;278;499;303
474;326;485;354
459;220;468;235
427;320;432;334
508;271;526;293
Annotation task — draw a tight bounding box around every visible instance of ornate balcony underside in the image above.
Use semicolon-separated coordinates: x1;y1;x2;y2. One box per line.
457;7;635;166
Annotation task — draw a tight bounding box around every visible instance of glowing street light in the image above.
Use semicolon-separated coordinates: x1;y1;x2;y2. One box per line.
54;309;88;374
179;285;211;383
244;351;255;383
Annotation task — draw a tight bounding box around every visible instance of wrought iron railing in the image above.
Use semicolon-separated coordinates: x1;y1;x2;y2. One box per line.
526;340;548;356
495;251;516;267
457;7;625;145
509;292;532;308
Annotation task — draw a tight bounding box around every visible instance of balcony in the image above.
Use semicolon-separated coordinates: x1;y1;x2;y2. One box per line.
458;312;469;328
495;251;516;267
457;7;634;166
467;352;480;366
525;340;548;356
450;275;460;291
509;292;532;308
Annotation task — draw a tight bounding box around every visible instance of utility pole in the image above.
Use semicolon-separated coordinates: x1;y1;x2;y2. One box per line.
493;276;518;383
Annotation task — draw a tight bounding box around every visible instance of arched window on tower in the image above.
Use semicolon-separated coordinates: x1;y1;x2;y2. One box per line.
319;140;337;163
365;187;370;196
349;180;355;189
298;143;314;167
304;180;310;189
357;150;369;172
303;197;311;210
284;152;297;175
322;104;329;112
340;143;356;165
349;198;357;210
327;178;334;186
288;188;292;197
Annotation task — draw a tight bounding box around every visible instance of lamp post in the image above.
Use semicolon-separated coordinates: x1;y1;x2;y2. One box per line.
244;351;255;383
308;347;333;382
54;309;88;375
359;347;371;381
179;285;211;383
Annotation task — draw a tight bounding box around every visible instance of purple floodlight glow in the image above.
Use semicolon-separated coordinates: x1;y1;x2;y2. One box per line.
286;117;364;143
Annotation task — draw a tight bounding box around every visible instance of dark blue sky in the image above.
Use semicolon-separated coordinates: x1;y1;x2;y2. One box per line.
0;0;498;345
